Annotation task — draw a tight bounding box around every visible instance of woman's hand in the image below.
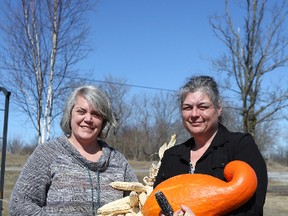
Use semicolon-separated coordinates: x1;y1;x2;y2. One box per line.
160;205;195;216
173;205;195;216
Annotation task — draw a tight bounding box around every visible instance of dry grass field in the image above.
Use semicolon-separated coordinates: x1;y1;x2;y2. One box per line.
1;153;288;216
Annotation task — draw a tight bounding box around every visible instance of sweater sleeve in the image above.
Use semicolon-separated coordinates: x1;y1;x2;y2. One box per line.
119;153;138;182
9;144;53;216
125;162;138;182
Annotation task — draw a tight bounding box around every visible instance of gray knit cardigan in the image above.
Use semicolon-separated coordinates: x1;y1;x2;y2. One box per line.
9;136;138;216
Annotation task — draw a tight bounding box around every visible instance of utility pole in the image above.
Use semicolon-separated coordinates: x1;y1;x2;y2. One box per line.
0;87;11;216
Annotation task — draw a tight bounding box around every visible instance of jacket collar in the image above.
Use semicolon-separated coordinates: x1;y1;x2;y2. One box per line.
184;123;230;149
210;123;231;148
201;123;230;158
168;123;231;160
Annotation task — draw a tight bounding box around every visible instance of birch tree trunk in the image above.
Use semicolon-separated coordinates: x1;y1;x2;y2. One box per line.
0;0;93;144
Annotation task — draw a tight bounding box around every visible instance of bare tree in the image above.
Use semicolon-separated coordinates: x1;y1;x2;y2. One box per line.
122;92;179;160
220;100;242;132
99;75;132;135
0;0;94;144
96;76;134;156
150;91;178;149
7;136;24;155
112;93;153;160
271;143;288;165
210;0;288;142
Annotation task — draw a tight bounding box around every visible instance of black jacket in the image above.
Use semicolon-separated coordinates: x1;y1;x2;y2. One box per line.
154;124;268;216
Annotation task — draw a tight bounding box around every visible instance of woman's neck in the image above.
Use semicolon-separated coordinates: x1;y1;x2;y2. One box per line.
193;129;218;150
190;130;218;167
68;136;102;162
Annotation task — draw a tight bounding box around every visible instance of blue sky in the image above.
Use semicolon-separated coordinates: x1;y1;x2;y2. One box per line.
1;0;287;145
82;0;225;91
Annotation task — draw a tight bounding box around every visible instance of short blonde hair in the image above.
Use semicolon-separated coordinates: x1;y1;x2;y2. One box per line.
60;85;117;139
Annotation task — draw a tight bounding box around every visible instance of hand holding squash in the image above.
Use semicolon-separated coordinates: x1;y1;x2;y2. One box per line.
173;205;195;216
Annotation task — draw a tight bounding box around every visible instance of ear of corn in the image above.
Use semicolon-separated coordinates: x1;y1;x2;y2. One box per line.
155;191;174;216
96;135;177;215
97;196;131;215
97;203;131;215
138;192;147;207
129;191;139;207
158;134;176;160
110;181;147;193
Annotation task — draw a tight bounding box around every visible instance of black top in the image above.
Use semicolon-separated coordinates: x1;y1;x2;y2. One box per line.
154;124;268;216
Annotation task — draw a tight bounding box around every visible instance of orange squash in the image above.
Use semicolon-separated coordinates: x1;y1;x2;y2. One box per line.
142;160;257;216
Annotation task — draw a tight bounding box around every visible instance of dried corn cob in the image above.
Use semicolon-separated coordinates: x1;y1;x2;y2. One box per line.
98;135;178;216
97;196;131;215
155;191;174;216
129;191;139;207
110;181;147;193
138;192;147;207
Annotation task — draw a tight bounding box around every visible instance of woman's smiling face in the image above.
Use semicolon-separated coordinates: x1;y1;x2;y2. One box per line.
181;91;222;137
70;95;104;145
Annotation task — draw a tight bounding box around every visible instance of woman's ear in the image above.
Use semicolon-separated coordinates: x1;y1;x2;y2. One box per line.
217;106;222;117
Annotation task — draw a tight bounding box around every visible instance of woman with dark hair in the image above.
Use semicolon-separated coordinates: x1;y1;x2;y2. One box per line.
9;85;137;216
155;75;267;215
